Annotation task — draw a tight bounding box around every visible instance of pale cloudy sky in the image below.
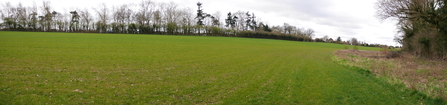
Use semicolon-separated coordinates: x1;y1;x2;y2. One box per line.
3;0;399;46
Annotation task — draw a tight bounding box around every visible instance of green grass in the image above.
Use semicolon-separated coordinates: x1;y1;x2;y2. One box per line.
0;31;435;104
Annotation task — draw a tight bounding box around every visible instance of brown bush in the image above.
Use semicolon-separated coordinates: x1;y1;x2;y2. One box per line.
386;51;401;58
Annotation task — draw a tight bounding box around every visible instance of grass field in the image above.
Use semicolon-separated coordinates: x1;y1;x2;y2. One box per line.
0;31;440;104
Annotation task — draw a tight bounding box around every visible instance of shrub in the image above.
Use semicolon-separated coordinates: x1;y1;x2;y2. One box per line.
386;51;401;58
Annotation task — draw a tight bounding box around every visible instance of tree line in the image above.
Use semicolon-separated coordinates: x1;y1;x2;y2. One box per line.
0;1;317;42
377;0;447;59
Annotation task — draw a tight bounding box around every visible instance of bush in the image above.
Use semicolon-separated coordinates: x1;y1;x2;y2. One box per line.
386;51;401;58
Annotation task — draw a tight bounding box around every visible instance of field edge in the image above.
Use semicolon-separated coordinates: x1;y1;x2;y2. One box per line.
331;51;447;105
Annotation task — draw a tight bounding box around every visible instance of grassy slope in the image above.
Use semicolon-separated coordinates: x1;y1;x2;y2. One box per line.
0;31;429;104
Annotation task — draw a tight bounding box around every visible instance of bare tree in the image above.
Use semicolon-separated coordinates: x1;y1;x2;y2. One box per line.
135;0;155;34
283;23;295;34
350;38;359;46
54;11;65;32
1;2;18;30
15;3;28;30
376;0;444;22
293;27;303;36
39;1;56;31
153;10;162;34
163;2;179;24
322;35;329;42
212;11;222;27
0;5;3;29
234;11;246;31
271;25;282;33
28;3;39;31
123;4;133;33
79;9;93;31
94;3;109;33
179;7;195;35
163;2;180;34
377;0;447;58
303;28;315;41
112;4;133;33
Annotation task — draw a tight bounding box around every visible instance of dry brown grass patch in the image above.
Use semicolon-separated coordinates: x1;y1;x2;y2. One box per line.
333;50;447;100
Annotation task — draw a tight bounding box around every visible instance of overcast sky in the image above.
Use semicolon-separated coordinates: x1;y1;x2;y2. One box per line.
4;0;399;46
